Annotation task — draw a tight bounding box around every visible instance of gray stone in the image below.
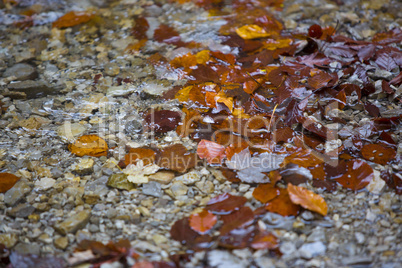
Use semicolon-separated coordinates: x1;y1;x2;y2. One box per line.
307;228;326;242
342;256;373;266
54;210;91;235
13;242;41;255
4;179;32;206
7;80;57;99
7;203;35;218
142;181;163;197
298;242;326;259
280;241;297;256
3;63;37;81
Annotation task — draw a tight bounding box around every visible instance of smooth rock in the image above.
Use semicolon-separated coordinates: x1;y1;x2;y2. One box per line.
104;62;120;76
57;122;87;142
107;173;135;191
280;241;297;256
298;242;326;259
5;179;32;206
366;170;385;194
307;228;326;242
7;80;57;99
19;116;50;130
170;181;188;198
14;242;40;255
195;180;215;194
342;256;373;266
175;170;201;185
7;203;35;218
54;236;69;250
54;210;91;235
148;171;175;184
75;158;95;175
0;233;18;248
34;177;56;190
142;181;163;197
3;63;37;81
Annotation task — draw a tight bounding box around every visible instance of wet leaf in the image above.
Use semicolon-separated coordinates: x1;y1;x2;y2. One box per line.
156;144;197;173
265;188;300;216
68;135;108;157
189;209;217;234
219;206;254;234
170;217;199;245
252;184;280;203
335;159;374;191
144;110;181;134
380;170;402;195
218;225;256;249
197;139;226;164
361;144;396;165
132;17;149;40
122;148;156;167
236;24;271;39
52;11;94;28
206;193;247;215
250;230;279;250
0;173;21;193
287;183;328;216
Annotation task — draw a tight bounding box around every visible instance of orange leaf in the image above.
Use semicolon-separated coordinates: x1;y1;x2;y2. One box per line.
252;184;280;203
52;11;94;28
335;159;374;191
68;135;108;157
236;24;271;39
287;183;328;216
123;148;156;167
197;140;226;164
361;144;396;165
265;188;300;216
251;230;279;250
189;209;217;234
0;173;20;193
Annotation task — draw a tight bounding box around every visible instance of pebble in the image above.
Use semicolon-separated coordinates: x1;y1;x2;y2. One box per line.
3;63;38;81
366;209;377;222
5;179;32;206
170;181;188;198
0;233;18;248
280;241;297;256
355;232;365;244
107;173;135;191
298;242;326;259
75;158;95;175
7;80;56;99
34;177;56;190
14;242;41;255
148;171;175;184
195;180;215;194
307;228;326;242
104;62;120;76
142;181;163;197
366;170;385;194
342;256;373;266
54;236;69;250
57;122;87;142
19;116;50;130
54;210;91;235
7;203;35;218
175;170;201;185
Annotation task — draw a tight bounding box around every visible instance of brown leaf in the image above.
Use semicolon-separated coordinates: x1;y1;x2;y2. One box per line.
287;183;328;216
250;230;279;250
68;135;108;157
0;173;21;193
122;148;156;167
219;206;254;235
265;188;300;216
144;110;181;134
335;159;374;191
252;184;280;203
189;209;217;234
52;11;94;28
206;193;247;215
155;144;197;173
361;144;396;165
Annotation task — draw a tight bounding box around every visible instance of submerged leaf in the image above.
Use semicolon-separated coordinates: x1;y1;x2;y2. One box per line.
236;25;271;39
0;173;21;193
68;135;108;157
335;159;374;191
206;193;247;215
197;140;226;164
361;144;396;165
252;184;280;203
52;11;94;28
287;183;328;216
189;209;217;234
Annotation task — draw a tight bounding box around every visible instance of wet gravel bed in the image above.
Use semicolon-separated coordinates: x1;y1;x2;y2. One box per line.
0;0;401;267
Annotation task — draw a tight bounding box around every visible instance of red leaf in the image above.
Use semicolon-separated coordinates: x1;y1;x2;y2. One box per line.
361;144;396;165
197;139;226;164
335;159;374;191
144;110;181;134
206;193;247;215
189;209;217;234
219;206;254;234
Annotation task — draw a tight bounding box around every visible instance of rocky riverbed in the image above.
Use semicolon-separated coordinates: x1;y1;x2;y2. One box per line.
0;0;401;267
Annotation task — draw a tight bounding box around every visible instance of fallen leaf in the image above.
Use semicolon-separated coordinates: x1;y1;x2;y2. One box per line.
68;135;108;157
250;230;279;250
156;144;197;173
236;25;271;39
144;110;182;134
361;144;396;165
197;139;226;164
287;183;328;216
52;11;94;28
206;193;247;215
0;173;21;193
122;147;156;167
265;188;300;216
252;184;280;203
335;159;374;191
189;209;217;234
219;206;255;235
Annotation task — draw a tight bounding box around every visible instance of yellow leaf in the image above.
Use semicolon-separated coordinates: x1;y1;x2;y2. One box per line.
196;50;211;65
262;38;292;50
175;85;193;102
68;135;108;157
236;24;270;40
215;91;233;112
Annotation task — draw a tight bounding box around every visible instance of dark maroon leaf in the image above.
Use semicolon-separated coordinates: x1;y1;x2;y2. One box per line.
375;51;398;71
220;206;255;235
218;225;256;249
354;65;375;95
144;110;181;134
132;17;149;40
284;98;306;126
364;102;380;117
389;72;402;86
170;217;199;245
357;44;376;62
296;52;331;68
382;80;394;94
380;170;402;195
312;179;337;192
325;43;356;58
206;193;247;215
